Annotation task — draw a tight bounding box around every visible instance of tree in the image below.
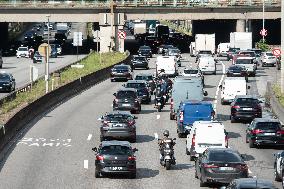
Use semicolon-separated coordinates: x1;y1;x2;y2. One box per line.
256;39;270;51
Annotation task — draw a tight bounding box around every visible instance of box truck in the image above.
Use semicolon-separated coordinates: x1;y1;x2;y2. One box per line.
195;34;215;56
134;23;146;35
230;32;252;50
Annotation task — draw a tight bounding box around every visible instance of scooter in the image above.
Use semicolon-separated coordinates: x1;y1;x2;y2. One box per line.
156;136;176;170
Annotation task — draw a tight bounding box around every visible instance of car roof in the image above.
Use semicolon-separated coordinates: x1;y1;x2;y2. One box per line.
240;50;255;53
253;118;280;123
133;55;146;58
101;140;131;148
135;73;152;76
234;178;275;188
207;147;238;153
126;80;147;84
236;56;255;60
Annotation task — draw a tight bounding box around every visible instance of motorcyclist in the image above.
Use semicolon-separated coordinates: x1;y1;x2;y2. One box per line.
155;85;165;107
158;130;176;164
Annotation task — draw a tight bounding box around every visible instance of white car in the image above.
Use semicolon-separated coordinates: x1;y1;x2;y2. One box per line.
186;121;228;161
235;57;256;76
182;68;204;86
16;47;29;58
198;56;216;75
261;51;277;67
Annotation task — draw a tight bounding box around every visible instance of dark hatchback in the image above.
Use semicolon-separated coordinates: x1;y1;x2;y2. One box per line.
110;64;133;82
135;73;155;94
226;65;248;81
0;73;16;92
246;118;284;148
227;48;241;60
92;141;138;178
131;55;149;70
113;88;141;114
230;95;262;123
98;111;137;142
33;51;43;63
195;148;248;187
226;178;277;189
138;46;152;58
124;80;151;104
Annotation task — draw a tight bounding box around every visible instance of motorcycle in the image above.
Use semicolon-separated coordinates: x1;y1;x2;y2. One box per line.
155;95;164;112
156;135;176;170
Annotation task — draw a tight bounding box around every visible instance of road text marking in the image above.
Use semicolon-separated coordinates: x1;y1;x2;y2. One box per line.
87;134;92;141
157;115;160;119
84;160;88;169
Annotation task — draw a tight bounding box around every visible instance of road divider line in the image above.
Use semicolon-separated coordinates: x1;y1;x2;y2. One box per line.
87;134;92;141
157;115;160;120
213;61;226;113
84;160;88;169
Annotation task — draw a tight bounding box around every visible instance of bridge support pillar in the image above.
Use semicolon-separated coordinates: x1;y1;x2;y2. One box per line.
236;19;246;32
0;22;8;49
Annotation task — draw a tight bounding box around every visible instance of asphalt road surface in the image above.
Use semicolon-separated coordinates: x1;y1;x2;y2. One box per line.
0;53;282;189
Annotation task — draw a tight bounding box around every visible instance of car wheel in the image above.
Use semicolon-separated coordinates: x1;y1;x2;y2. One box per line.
195;169;199;179
221;99;225;105
170;114;175;120
129;172;136;179
95;170;102;178
178;133;183;138
186;147;190;155
100;136;104;142
130;136;136;143
275;169;281;181
190;155;195;161
0;65;2;69
230;116;236;123
249;139;255;148
146;67;149;70
200;176;207;187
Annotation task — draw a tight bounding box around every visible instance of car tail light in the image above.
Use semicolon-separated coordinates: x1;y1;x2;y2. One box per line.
232;105;240;109
128;156;136;161
225;135;229;147
179;111;184;123
251;129;263;134
192;134;195;146
96;155;104;161
170;98;174;110
202;163;218;168
236;164;248;170
277;130;284;135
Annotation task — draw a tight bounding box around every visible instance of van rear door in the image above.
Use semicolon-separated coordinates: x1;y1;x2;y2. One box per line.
183;103;212;126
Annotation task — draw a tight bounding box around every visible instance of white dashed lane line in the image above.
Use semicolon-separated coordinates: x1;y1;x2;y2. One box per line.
157;115;160;120
84;160;88;169
213;61;226;113
87;134;92;141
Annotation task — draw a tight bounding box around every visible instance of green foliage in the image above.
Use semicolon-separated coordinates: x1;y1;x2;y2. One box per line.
256;39;270;52
273;84;284;107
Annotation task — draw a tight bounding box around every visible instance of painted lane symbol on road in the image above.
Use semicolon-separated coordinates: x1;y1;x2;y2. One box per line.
84;160;88;169
17;137;72;147
156;115;160;119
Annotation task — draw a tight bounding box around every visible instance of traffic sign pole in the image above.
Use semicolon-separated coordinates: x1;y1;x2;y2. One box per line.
281;0;284;93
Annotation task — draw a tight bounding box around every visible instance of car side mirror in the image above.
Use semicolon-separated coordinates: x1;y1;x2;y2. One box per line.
113;93;116;96
219;85;222;89
92;147;97;152
133;148;138;152
160;69;165;73
247;86;251;89
204;91;208;96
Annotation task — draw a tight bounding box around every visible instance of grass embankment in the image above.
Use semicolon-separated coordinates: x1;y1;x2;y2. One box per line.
0;52;127;122
160;20;192;36
273;84;284;107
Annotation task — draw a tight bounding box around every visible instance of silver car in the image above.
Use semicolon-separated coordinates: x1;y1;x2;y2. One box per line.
261;52;277;67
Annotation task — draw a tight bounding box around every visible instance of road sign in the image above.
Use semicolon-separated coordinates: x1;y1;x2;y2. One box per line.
73;32;83;46
30;66;39;82
118;30;126;39
273;48;281;57
260;29;268;37
38;43;51;57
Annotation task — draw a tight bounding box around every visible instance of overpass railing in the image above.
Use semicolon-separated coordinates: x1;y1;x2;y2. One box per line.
0;0;280;8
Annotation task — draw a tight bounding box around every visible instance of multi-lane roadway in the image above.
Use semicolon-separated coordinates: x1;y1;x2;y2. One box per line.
0;52;281;188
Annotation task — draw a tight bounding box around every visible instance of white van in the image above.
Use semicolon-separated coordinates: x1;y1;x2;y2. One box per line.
189;42;196;57
156;56;177;77
198;56;216;75
220;77;249;105
217;43;230;57
186;121;228;161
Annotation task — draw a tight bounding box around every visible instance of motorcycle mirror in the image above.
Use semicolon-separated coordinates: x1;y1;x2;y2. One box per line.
92;147;97;152
133;148;138;152
154;133;159;140
113;93;116;96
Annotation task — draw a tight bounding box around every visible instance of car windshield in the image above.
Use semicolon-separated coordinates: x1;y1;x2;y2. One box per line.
229;48;240;52
254;50;262;55
184;69;198;74
229;66;243;71
0;74;10;81
140;46;151;50
133;57;146;61
18;47;27;51
256;122;281;130
236;59;253;64
100;145;132;155
235;98;259;105
105;114;132;122
208;151;242;162
169;50;179;54
135;75;152;81
126;83;146;89
266;53;274;56
117;91;136;98
240;52;255;57
113;66;128;71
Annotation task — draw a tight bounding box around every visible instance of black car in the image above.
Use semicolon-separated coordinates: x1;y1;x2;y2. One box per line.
131;55;149;70
226;65;248;81
274;151;284;183
230;95;262;123
227;48;241;60
110;64;133;82
98;111;137;142
54;33;67;44
226;178;277;189
135;73;155;94
92;141;138;178
0;73;16;92
195;148;248;187
124;80;151;104
113;88;141;114
138;46;152;58
246;118;284;148
33;51;43;63
161;45;175;55
50;47;58;58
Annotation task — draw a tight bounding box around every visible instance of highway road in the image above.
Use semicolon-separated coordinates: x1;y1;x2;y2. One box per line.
0;22;88;99
0;51;281;188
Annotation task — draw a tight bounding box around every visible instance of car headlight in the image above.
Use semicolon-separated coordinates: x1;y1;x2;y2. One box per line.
3;83;10;86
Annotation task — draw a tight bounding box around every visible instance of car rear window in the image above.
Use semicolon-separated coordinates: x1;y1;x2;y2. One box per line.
18;47;28;51
235;98;259;105
0;74;10;81
208;151;242;162
100;145;132;155
184;70;198;74
105;114;132;122
117;91;136;98
236;59;254;64
133;57;146;61
266;53;274;56
135;75;152;81
255;122;281;130
126;83;146;89
113;66;128;71
199;51;212;54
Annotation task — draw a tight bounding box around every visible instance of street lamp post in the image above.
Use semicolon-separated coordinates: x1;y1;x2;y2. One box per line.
45;15;50;94
262;0;265;41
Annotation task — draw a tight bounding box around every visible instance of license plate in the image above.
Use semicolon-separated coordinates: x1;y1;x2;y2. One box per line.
263;133;275;136
110;167;123;171
219;167;234;171
122;104;131;107
242;108;253;110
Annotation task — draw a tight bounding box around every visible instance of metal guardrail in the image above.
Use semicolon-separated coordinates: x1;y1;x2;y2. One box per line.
0;0;280;7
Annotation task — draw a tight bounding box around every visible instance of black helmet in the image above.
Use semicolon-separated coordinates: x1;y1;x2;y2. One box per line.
163;130;169;137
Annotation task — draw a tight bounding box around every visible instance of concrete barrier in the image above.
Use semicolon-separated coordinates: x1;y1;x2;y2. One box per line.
0;54;131;152
266;82;284;124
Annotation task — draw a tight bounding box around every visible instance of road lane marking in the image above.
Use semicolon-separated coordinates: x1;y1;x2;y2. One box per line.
157;115;160;119
248;169;253;174
213;61;226;113
87;134;92;141
84;160;88;169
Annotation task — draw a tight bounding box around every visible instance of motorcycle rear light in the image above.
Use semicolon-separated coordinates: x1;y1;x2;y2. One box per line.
114;98;118;103
128;156;136;161
232;105;240;109
251;129;263;134
179;111;184;123
203;163;218;168
192;134;195;146
170;98;174;109
96;155;104;161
